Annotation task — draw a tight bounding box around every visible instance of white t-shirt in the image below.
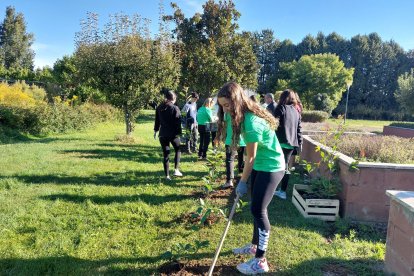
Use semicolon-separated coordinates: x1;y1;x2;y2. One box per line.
182;102;198;122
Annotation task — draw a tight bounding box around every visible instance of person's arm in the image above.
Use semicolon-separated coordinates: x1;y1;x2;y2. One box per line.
175;106;182;136
297;114;302;148
240;142;257;182
154;107;160;132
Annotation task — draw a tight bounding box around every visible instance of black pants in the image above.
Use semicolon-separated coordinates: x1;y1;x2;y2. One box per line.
280;148;294;192
159;136;181;176
250;169;284;258
185;125;198;152
225;145;245;181
211;131;217;147
198;125;210;158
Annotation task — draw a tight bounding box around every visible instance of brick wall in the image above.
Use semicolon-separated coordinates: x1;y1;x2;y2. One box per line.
383;126;414;138
385;191;414;276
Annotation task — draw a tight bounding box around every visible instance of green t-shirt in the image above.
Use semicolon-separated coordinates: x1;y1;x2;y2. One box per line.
242;112;285;172
196;106;213;126
225;113;246;147
280;143;294;149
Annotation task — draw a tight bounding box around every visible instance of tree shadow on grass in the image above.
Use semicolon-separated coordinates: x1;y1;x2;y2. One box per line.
0;171;203;188
40;192;195;205
276;256;385;276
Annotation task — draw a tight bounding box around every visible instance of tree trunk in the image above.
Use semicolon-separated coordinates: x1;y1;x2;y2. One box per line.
124;105;133;136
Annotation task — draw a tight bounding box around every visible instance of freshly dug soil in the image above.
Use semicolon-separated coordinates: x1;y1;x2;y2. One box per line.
159;259;240;275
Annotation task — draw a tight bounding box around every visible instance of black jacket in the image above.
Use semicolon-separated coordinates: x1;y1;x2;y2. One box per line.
274;104;302;147
266;101;277;115
154;102;182;137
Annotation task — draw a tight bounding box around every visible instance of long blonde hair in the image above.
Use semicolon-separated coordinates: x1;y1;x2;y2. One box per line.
216;82;278;148
203;97;213;107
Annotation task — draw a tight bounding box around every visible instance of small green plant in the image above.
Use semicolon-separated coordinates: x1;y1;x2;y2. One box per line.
300;118;347;199
200;146;225;196
191;198;226;229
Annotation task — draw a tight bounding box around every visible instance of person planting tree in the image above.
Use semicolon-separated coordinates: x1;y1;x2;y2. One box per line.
216;82;285;274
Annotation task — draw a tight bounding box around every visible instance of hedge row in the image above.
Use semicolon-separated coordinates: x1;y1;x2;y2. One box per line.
301;110;329;123
0;103;121;135
389;122;414;130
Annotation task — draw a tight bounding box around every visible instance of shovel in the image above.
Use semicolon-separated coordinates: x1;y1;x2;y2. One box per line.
207;194;240;276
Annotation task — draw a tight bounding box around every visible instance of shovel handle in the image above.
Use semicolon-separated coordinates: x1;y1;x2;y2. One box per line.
207;194;240;276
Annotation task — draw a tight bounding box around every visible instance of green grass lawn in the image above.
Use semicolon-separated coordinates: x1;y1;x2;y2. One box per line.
0;111;386;275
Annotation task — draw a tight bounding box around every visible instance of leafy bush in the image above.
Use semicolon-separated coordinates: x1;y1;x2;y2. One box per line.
314;134;414;164
301;110;329;122
0;103;121;135
389;122;414;130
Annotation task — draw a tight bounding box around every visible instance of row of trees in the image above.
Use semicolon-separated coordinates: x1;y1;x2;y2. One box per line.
251;30;414;119
1;1;414;136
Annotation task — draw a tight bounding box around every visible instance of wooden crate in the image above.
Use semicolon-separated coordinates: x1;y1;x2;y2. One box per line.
292;184;339;221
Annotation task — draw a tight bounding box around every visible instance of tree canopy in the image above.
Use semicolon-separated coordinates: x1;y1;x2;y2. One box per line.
75;12;180;135
166;0;258;99
280;53;354;114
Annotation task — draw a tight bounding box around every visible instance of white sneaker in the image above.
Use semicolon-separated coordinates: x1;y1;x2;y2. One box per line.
236;257;269;274
274;190;287;200
173;169;183;177
165;176;171;180
232;243;256;255
221;181;234;188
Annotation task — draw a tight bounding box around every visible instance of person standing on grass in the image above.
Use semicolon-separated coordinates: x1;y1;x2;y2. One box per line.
217;81;285;275
216;111;246;188
181;92;199;154
154;89;183;180
273;89;302;200
196;97;214;159
265;93;277;115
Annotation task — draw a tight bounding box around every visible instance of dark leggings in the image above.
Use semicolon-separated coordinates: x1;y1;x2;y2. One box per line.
198;125;210;158
211;131;217;147
250;169;284;258
159;136;181;176
225;145;245;181
280;148;294;192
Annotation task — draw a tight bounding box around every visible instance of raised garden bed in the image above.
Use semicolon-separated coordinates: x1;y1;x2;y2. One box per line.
301;135;414;223
292;184;339;221
383;125;414;138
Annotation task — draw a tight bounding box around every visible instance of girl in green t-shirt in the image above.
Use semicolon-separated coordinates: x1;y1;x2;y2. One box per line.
196;97;214;159
217;81;285;275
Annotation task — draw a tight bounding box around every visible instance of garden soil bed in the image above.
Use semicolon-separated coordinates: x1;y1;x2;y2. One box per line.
159;259;248;275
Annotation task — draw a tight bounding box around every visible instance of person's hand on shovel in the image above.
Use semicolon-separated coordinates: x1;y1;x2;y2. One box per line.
236;179;248;197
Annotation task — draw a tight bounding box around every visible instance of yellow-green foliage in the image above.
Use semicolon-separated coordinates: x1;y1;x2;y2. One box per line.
0;81;46;107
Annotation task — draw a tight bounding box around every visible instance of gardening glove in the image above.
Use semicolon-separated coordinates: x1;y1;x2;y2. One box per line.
236;179;248;197
154;131;157;140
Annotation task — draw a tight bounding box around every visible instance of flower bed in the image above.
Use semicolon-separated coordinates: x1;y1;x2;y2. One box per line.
313;133;414;164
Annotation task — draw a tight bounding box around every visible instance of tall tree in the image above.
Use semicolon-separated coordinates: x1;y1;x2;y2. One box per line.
75;12;180;135
395;68;414;114
280;53;354;114
0;6;34;71
166;0;258;98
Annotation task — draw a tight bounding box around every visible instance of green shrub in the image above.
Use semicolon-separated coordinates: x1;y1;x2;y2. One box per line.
389;122;414;130
0;103;121;135
301;110;329;122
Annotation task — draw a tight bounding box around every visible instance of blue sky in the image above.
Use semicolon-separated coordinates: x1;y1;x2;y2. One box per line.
2;0;414;68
